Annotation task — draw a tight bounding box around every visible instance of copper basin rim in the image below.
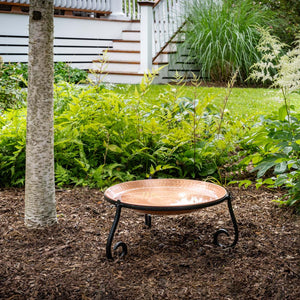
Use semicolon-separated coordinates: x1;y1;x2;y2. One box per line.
104;179;229;215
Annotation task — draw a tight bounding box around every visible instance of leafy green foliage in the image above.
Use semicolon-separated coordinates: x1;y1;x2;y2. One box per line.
0;108;26;186
0;75;246;189
0;61;88;112
243;30;300;212
54;62;88;84
258;0;300;45
241;109;300;212
178;0;276;82
0;62;28;88
0;61;27;111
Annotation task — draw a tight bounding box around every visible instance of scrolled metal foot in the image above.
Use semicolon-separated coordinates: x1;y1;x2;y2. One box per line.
213;194;239;248
106;201;128;260
113;241;128;258
145;214;152;228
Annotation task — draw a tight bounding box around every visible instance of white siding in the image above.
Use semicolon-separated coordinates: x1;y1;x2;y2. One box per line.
0;13;139;66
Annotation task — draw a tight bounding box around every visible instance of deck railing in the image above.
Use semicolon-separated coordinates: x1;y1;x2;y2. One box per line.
122;0;141;20
5;0;145;16
4;0;112;12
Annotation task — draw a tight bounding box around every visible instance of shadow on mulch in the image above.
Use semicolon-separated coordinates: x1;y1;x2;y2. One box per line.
0;185;299;299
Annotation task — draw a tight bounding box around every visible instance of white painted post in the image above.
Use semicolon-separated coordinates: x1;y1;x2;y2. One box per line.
109;0;126;19
138;1;155;73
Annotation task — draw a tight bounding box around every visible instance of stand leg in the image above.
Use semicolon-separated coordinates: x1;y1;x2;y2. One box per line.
213;194;239;248
106;200;128;260
145;214;152;228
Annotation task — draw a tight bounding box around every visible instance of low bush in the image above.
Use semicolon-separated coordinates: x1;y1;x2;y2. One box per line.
0;75;249;189
54;62;88;84
240;29;300;212
0;61;27;111
0;62;88;111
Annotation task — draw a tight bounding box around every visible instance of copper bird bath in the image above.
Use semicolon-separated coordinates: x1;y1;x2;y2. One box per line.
104;179;239;259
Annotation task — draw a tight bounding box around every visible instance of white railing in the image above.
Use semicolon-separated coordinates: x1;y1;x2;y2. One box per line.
138;0;187;72
6;0;111;11
122;0;140;20
153;0;186;59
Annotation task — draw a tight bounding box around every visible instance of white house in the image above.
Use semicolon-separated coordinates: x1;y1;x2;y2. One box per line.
0;0;199;83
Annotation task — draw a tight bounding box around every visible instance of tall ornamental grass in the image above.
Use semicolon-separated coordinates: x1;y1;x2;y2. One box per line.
179;0;275;82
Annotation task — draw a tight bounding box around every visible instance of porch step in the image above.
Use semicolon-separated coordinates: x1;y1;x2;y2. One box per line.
89;71;145;84
112;40;140;51
105;49;140;62
91;60;140;73
122;30;140;41
92;33;143;83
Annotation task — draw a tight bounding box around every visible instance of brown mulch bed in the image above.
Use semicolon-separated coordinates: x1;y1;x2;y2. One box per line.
0;185;299;299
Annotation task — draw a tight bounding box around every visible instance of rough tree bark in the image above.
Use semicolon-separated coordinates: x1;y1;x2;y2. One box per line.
25;0;57;228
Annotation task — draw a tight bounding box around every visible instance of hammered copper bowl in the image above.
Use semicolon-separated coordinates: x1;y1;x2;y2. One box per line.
104;179;228;215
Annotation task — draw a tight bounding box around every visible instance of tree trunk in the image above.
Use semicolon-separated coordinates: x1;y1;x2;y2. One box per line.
25;0;57;228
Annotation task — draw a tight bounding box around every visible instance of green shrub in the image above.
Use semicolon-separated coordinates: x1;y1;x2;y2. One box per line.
52;79;242;187
178;0;276;82
242;111;300;212
54;62;88;84
0;61;88;111
1;62;87;88
0;108;26;186
243;29;300;212
0;76;246;188
0;62;27;111
0;62;28;88
258;0;300;45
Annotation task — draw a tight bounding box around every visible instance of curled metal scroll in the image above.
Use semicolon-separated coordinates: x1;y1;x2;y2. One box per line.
106;201;128;260
213;194;239;248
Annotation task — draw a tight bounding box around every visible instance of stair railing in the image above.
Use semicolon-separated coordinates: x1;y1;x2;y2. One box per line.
138;0;187;73
152;0;186;61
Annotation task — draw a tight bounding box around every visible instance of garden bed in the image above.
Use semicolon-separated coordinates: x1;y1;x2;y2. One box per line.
0;185;299;299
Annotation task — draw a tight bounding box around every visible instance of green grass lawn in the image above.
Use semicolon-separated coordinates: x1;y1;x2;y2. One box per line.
114;84;300;120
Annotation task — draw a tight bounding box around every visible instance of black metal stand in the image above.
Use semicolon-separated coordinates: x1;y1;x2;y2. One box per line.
106;196;239;259
213;194;239;247
106;200;127;260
